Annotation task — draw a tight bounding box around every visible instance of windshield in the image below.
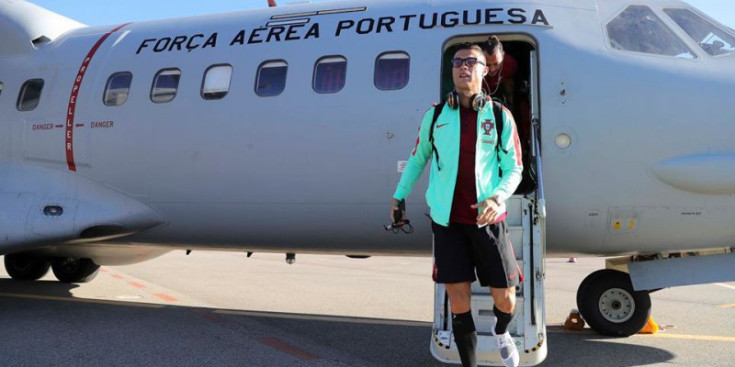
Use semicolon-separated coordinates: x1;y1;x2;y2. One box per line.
664;8;735;56
607;5;695;59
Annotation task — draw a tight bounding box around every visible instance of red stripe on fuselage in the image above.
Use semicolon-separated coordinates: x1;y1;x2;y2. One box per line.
65;23;131;171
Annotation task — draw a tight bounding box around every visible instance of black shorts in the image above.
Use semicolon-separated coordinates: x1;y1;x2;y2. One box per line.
431;220;522;288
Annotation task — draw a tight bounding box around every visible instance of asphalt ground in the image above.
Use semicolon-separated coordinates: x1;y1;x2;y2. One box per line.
0;253;733;366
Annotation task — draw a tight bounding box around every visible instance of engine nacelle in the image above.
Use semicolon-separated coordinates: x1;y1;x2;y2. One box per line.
0;163;164;255
0;0;84;55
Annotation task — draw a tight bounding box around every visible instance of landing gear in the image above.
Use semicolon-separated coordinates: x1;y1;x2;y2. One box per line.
51;257;100;283
4;253;101;283
576;269;651;337
4;253;51;281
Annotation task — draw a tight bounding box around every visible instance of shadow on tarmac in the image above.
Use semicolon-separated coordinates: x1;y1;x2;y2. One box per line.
539;329;675;366
0;282;674;367
0;278;79;298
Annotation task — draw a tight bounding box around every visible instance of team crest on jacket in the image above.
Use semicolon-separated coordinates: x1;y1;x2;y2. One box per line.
482;120;494;136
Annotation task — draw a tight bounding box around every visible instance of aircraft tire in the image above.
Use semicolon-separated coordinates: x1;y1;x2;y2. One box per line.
576;269;651;337
51;257;100;283
4;253;51;281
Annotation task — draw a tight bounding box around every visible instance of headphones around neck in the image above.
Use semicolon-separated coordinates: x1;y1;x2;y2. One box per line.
446;90;487;111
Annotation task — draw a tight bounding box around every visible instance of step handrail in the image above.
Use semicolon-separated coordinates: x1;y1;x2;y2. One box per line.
532;117;546;219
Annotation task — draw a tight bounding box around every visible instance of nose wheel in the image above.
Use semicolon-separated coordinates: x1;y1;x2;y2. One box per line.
577;269;651;336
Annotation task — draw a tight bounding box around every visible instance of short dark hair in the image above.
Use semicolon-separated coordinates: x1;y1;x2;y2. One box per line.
483;35;504;55
454;42;484;54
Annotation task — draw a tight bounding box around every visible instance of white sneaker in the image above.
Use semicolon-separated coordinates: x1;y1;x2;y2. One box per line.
496;332;519;367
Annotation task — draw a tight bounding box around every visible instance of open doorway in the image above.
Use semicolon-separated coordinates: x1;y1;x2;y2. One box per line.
441;35;538;195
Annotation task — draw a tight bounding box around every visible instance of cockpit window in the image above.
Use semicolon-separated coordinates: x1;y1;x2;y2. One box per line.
607;5;695;59
664;8;735;56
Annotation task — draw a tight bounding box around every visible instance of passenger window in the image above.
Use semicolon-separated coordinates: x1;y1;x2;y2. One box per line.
17;79;44;111
607;5;695;58
313;56;346;94
255;60;287;97
375;52;410;91
103;72;133;106
151;68;181;103
202;64;232;100
664;8;735;56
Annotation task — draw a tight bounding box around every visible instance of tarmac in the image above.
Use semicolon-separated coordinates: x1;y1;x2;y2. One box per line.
0;252;733;366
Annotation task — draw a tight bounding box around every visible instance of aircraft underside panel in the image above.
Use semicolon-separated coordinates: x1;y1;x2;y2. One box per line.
628;251;735;291
430;196;547;366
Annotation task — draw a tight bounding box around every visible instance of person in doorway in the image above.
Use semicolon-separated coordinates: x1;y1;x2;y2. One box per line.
389;42;523;367
482;35;518;109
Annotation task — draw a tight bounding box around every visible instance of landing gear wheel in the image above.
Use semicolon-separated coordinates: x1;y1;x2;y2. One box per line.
576;269;651;337
52;258;100;283
4;253;51;281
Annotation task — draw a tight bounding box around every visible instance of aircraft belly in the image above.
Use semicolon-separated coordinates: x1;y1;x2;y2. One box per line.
545;206;604;255
546;199;735;255
600;206;735;254
31;243;172;266
132;202;432;255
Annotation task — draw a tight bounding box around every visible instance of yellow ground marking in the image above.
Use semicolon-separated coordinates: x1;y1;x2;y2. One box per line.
0;292;165;308
548;324;735;342
650;333;735;343
714;283;735;308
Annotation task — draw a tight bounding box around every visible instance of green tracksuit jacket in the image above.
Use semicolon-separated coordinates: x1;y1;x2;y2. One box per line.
393;103;523;226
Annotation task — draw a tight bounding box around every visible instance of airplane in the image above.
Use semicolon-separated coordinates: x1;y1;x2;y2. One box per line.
1;0;734;364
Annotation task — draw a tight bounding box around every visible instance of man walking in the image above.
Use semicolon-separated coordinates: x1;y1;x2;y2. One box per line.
390;42;523;367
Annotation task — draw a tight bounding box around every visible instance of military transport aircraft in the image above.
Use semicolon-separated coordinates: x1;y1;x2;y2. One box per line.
1;0;733;365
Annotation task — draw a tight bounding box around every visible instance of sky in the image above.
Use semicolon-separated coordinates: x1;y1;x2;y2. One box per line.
26;0;735;29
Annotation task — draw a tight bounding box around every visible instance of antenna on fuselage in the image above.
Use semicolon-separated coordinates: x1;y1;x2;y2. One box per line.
268;0;278;7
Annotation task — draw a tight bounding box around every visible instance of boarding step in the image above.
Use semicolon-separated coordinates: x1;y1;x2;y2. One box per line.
471;294;526;335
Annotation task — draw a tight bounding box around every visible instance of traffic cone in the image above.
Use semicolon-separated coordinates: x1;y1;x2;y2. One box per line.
638;316;660;334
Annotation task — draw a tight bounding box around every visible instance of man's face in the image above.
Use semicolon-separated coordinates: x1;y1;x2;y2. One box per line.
452;48;488;93
485;50;505;77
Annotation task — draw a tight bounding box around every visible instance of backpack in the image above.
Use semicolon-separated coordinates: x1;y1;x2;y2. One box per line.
428;101;507;171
